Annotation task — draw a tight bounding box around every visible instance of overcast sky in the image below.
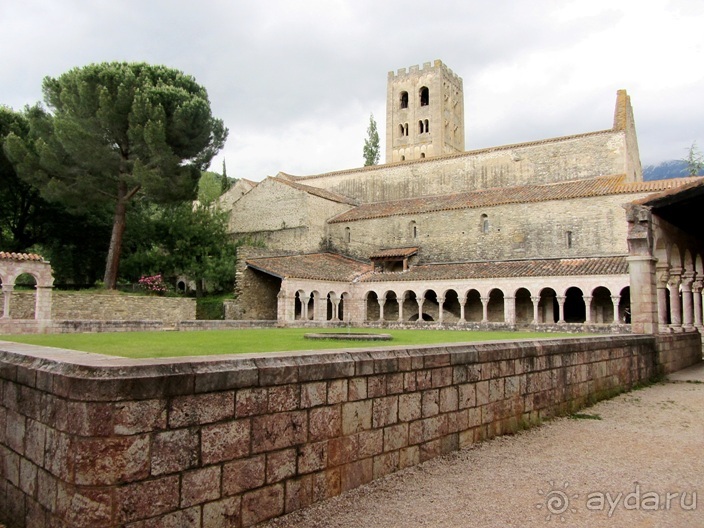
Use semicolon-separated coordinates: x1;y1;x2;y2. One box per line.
2;0;703;181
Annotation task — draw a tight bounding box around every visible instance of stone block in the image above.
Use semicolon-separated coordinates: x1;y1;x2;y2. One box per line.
383;423;409;452
341;400;372;435
222;454;266;495
340;459;373;492
312;468;341;503
399;445;420;468
398;392;421;422
367;375;386;397
431;367;453;388
285;474;314;513
268;384;300;413
251;411;307;453
6;409;25;454
421;389;439;417
300;381;327;408
24;418;46;466
475;380;489;406
297;441;327;474
408;415;447;445
115;475;180;524
203;496;241;528
373;451;400;479
57;482;114;527
235;387;268;417
127;506;201;528
327;379;348;404
309;405;341;442
357;429;383;458
266;448;297;483
19;458;37;497
386;372;404;394
36;468;57;511
372;395;398;428
152;427;199;476
416;370;432;390
241;483;284;527
181;465;221;507
201;419;251;464
169;392;234;427
347;377;367;401
74;435;150;485
327;435;359;466
439;386;458;412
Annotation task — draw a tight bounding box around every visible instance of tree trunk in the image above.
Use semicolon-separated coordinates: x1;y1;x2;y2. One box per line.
103;182;129;289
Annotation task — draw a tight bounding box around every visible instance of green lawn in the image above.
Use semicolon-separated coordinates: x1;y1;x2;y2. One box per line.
0;328;574;359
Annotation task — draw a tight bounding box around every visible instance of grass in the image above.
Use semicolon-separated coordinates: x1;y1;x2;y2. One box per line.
569;412;602;420
0;328;574;359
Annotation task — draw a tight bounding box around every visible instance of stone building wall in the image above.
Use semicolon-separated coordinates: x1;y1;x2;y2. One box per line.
328;193;647;263
8;292;196;323
298;130;629;203
1;334;698;527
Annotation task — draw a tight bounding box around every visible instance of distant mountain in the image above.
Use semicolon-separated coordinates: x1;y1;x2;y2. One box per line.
643;160;704;181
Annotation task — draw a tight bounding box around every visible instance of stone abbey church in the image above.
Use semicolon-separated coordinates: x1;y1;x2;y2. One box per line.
224;60;704;334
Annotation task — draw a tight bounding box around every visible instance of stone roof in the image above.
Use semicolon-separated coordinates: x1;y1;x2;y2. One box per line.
246;253;627;283
246;253;371;281
369;247;419;259
328;175;699;223
0;252;44;262
270;177;359;206
360;256;629;282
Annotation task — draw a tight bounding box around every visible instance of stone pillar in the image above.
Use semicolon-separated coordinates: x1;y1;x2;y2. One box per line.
625;204;659;334
377;297;386;322
656;266;671;332
277;290;288;322
437;296;445;323
459;295;467;322
668;270;682;331
416;298;424;322
397;293;405;322
681;271;695;330
331;299;340;321
611;296;621;324
504;296;515;325
531;296;540;324
583;296;593;324
693;280;703;329
1;284;13;319
348;295;366;324
480;297;489;323
556;296;566;324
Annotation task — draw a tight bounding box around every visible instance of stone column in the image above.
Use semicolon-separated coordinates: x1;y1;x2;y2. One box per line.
1;285;13;319
504;296;516;325
331;299;340;321
531;296;540;324
397;293;405;322
625;204;659;334
480;296;489;323
377;297;386;322
277;290;288;322
416;298;424;322
693;280;703;329
610;296;621;324
437;296;445;323
681;271;695;330
556;296;566;323
668;269;682;331
459;295;467;323
656;266;671;332
583;296;593;324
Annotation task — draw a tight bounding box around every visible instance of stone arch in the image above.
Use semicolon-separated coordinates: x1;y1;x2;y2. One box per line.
464;289;482;322
419;86;429;106
383;290;399;321
402;290;419;321
487;288;504;322
294;290;307;320
514;287;533;325
564;286;586;323
538;287;558;323
365;290;380;322
442;289;461;323
0;253;54;321
420;289;439;321
399;91;408;109
339;292;350;322
684;248;695;273
326;291;338;321
590;286;613;324
619;286;631;323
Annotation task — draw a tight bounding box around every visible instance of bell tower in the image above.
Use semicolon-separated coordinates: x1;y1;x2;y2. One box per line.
385;60;465;163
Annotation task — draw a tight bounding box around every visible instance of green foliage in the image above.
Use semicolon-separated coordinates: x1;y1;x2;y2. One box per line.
198;170;225;205
4;62;228;288
684;141;704;176
121;202;237;294
363;113;380;166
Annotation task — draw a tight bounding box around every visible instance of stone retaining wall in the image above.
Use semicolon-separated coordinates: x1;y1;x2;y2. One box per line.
0;333;700;528
8;292;195;323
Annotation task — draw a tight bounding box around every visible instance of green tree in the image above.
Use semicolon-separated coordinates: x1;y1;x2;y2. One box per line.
121;202;236;296
684;141;704;176
5;62;228;289
198;170;225;205
363;113;380;166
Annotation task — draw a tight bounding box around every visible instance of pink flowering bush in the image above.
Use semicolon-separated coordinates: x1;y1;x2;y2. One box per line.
138;274;169;295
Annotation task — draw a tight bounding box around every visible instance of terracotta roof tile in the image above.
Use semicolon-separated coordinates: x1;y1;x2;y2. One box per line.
369;247;419;259
246;253;371;281
361;256;629;282
0;252;45;262
271;177;359;206
329;175;699;223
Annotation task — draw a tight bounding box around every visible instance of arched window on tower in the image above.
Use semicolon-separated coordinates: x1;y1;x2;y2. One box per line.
418;120;424;134
404;123;409;136
345;227;351;243
399;124;405;136
420;86;429;106
480;214;489;234
400;91;408;109
425;119;429;132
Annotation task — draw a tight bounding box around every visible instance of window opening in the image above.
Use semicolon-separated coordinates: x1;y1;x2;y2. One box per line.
420;87;429;106
400;91;408;109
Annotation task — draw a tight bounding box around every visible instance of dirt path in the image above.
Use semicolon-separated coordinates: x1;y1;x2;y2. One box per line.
262;364;704;528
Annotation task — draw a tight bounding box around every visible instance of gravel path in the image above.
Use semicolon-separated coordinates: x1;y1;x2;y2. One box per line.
261;364;704;528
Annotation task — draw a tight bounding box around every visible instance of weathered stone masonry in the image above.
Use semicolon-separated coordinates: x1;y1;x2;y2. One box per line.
0;333;699;528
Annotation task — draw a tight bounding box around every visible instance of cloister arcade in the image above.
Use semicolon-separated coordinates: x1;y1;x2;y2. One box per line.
0;253;54;321
278;277;632;327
